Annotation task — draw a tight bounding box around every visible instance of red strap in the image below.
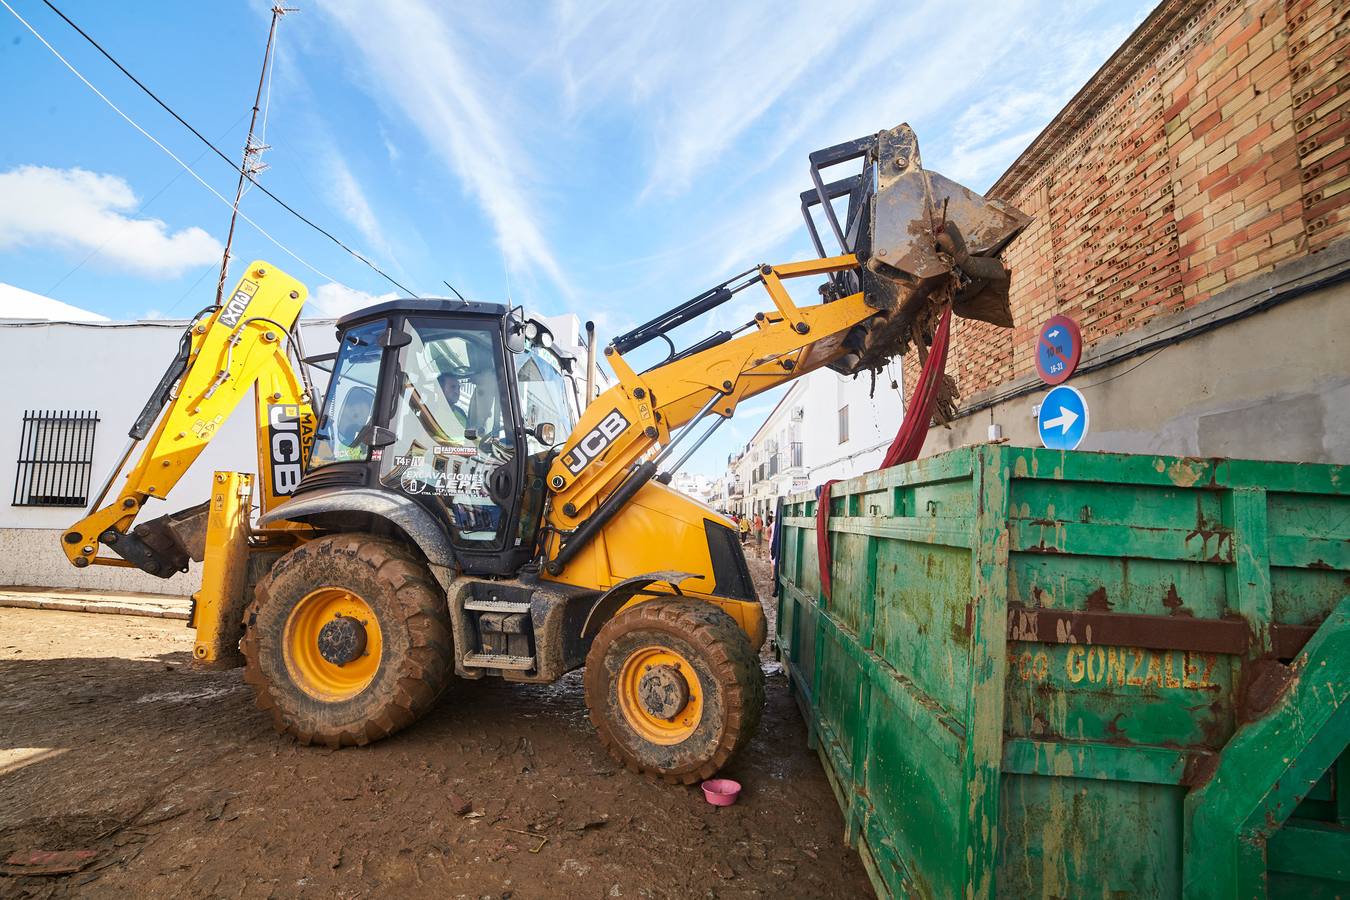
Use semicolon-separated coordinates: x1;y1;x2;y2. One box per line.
814;479;841;600
816;306;954;600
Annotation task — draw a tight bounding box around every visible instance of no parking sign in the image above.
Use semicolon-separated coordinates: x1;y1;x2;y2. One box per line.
1035;315;1082;385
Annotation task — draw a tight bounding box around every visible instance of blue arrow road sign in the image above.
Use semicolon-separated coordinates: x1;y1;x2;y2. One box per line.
1038;384;1089;450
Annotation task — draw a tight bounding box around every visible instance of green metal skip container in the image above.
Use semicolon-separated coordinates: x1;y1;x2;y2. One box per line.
775;445;1347;898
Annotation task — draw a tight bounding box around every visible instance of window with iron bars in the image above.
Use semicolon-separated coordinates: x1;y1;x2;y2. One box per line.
838;405;850;444
12;410;100;507
790;441;803;468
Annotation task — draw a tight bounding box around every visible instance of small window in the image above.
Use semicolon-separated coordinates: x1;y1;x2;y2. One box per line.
310;319;386;468
13;410;100;507
837;405;849;444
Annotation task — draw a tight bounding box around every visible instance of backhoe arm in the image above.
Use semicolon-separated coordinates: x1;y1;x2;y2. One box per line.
62;262;314;577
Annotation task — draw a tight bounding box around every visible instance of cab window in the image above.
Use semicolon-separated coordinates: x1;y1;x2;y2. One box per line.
514;345;576;456
309;319;384;468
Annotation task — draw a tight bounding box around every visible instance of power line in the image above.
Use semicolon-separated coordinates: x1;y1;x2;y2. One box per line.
1081;345;1167;389
2;0;340;287
31;0;420;298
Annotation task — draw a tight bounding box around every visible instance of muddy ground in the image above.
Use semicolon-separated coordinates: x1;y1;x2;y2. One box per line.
0;555;872;899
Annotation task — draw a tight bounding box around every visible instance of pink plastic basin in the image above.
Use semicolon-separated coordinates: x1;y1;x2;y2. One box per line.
701;778;741;806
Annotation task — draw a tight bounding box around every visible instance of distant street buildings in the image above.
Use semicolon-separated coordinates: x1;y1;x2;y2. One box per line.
724;368;904;517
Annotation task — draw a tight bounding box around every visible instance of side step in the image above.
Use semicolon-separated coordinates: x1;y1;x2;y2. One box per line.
461;652;535;671
464;598;531;614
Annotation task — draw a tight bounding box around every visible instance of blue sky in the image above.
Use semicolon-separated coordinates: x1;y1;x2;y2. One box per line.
0;0;1153;475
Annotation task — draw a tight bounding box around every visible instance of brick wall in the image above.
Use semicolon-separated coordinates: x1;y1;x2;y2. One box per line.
925;0;1348;403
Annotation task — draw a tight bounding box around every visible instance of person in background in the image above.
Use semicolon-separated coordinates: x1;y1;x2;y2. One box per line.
738;514;750;545
753;511;765;557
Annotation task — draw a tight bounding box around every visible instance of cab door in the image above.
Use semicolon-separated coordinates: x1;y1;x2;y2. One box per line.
376;315;528;573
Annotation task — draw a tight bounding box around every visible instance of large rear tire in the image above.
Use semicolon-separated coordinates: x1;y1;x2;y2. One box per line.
584;598;764;784
241;533;452;748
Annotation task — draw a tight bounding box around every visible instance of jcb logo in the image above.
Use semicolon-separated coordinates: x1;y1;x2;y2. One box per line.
218;281;258;328
268;404;314;495
562;409;629;475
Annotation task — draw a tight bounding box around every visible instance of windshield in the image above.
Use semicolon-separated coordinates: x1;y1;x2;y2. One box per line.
309;319;384;468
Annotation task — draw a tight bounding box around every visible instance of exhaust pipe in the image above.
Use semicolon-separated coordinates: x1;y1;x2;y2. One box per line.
584;320;597;407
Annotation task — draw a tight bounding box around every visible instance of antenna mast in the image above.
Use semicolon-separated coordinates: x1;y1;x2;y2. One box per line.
213;5;296;306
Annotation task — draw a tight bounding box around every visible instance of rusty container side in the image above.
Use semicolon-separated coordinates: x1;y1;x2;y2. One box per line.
775;445;1348;899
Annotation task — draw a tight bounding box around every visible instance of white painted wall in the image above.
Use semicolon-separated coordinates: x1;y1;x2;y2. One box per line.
0;319;343;530
0;317;340;593
0;310;600;594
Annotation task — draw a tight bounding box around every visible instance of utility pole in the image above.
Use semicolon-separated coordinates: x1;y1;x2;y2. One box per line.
213;5;296;307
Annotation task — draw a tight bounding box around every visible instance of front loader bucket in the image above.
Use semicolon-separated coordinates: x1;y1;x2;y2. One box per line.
801;124;1029;372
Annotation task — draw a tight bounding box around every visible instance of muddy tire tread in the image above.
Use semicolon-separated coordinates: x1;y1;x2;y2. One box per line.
584;599;764;785
241;533;452;749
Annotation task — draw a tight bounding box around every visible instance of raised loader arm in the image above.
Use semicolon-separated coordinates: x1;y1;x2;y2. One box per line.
541;124;1028;582
62;262;315;578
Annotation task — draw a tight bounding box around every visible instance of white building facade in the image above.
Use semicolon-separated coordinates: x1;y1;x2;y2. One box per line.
0;308;600;595
725;366;906;517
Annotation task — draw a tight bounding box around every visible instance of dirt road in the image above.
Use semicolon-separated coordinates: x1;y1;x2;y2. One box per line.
0;559;870;899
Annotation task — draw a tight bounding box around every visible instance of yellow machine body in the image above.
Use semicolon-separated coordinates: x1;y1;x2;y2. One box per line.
60;256;882;657
62;247;968;660
538;256;869;639
556;479;766;647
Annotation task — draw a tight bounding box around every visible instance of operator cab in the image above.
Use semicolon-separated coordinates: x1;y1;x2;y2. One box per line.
296;300;578;576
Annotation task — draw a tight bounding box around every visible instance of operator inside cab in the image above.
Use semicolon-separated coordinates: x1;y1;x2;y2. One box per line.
434;372;471;440
435;368;505;447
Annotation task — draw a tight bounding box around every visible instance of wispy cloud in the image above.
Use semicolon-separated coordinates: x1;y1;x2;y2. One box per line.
0;166;221;278
554;0;879;196
318;1;573;300
325;152;396;266
567;0;1147;305
306;281;398;319
541;0;1150;470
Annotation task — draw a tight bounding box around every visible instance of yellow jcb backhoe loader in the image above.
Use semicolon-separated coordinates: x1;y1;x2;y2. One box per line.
61;125;1026;783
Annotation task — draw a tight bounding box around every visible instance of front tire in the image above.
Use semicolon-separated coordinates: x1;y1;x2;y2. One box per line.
584;599;764;784
241;533;452;748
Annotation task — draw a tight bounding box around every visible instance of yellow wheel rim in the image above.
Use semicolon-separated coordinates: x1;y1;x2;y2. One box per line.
617;646;701;745
283;587;382;701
